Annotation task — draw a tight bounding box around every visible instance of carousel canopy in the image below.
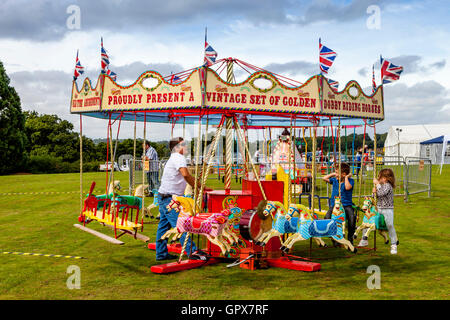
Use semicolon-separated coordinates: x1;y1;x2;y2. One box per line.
70;58;384;127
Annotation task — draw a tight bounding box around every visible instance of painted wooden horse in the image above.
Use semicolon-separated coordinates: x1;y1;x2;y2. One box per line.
160;196;235;255
281;197;357;253
353;197;389;244
255;202;326;247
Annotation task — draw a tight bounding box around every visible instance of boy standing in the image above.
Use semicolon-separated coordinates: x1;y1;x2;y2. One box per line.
322;163;356;244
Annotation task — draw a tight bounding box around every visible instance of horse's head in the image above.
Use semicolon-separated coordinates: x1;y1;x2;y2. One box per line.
263;201;285;217
166;196;181;212
220;209;232;218
334;196;341;208
287;204;306;219
263;202;277;217
361;197;374;211
109;180;121;194
174;196;198;216
332;197;344;215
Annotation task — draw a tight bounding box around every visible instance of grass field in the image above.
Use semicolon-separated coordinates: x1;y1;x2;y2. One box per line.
0;167;449;300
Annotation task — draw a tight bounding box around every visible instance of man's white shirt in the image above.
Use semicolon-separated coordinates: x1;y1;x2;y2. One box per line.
158;152;187;196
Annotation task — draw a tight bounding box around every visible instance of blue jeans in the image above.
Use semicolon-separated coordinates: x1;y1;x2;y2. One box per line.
155;194;197;259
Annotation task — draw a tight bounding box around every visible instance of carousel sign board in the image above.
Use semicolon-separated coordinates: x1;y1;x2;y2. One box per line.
70;67;384;120
70;78;102;112
205;70;321;115
321;78;384;120
102;70;202;112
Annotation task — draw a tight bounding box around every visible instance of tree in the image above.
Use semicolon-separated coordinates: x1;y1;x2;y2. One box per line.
0;61;27;174
24;111;80;162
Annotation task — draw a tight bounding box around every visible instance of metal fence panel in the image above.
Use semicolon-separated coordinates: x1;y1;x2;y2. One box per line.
404;157;432;201
128;159;165;195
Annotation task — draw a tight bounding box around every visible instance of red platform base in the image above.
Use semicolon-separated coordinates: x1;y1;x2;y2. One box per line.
151;258;221;274
267;257;321;272
148;242;182;254
148;244;321;273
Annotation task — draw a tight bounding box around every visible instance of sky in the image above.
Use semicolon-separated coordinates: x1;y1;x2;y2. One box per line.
1;0;450;142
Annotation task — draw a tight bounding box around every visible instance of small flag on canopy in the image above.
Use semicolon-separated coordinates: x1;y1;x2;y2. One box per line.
170;73;181;84
101;37;109;74
328;78;339;91
319;38;337;74
372;64;377;93
204;28;218;67
106;69;117;81
101;37;117;81
73;50;84;81
380;55;403;84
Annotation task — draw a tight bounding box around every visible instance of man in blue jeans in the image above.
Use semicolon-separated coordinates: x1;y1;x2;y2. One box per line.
155;137;212;261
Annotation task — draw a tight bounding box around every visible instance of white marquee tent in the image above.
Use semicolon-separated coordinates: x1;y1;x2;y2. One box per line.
384;123;450;159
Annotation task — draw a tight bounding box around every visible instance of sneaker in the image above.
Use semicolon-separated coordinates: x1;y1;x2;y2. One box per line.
156;254;178;261
390;244;397;255
358;239;369;247
190;250;208;261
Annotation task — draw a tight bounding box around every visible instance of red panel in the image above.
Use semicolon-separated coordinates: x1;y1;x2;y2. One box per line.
207;190;253;212
266;257;321;272
150;258;221;274
242;179;284;208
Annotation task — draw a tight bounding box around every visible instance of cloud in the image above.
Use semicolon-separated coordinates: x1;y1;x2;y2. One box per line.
0;0;292;41
382;80;450;126
263;61;318;76
0;0;406;42
290;0;386;25
108;61;184;82
8;61;186;139
358;67;368;77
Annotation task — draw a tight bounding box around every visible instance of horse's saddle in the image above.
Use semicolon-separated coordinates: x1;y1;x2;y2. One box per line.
309;220;337;237
375;214;387;230
284;218;298;233
191;216;208;230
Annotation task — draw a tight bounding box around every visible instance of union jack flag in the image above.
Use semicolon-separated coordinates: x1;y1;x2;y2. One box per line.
372;64;377;93
101;37;109;74
328;78;339;91
100;38;117;81
319;38;337;74
380;55;403;84
204;29;217;67
170;73;181;84
73;50;84;81
106;69;117;81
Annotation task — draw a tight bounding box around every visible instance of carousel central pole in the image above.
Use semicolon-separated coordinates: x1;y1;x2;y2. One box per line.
311;119;317;214
224;59;234;194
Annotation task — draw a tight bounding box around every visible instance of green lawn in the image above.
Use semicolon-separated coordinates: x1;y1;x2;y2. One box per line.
0;167;449;300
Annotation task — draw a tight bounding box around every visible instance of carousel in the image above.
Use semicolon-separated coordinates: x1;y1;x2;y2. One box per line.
71;43;385;273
